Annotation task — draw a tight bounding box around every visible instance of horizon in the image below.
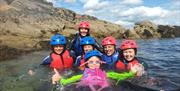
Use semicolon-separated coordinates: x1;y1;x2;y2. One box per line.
46;0;180;28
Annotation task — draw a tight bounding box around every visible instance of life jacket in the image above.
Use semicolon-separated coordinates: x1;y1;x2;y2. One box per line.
50;50;74;71
69;34;83;57
102;51;119;70
74;55;85;70
115;58;140;71
77;68;109;87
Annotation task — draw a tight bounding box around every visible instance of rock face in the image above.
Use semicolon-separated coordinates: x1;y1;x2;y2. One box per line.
0;0;125;60
158;25;180;38
0;0;180;60
133;20;161;39
0;0;125;50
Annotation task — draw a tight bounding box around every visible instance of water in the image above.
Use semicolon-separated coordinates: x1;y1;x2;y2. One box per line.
0;38;180;91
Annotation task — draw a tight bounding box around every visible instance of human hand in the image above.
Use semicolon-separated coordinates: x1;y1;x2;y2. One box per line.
131;63;145;76
52;68;61;84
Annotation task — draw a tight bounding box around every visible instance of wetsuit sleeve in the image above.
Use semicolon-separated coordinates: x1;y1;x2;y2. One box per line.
107;71;135;81
139;60;148;70
74;56;81;67
69;38;75;51
69;50;76;61
94;39;103;53
136;57;148;70
60;74;82;86
41;55;52;65
69;33;78;51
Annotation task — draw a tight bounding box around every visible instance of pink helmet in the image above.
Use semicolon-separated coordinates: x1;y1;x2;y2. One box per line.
79;21;90;29
102;36;116;46
120;39;138;50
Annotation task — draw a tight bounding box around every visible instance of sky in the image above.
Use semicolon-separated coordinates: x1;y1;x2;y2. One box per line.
46;0;180;28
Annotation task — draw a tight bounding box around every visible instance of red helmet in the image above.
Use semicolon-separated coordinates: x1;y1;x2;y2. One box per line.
102;36;116;46
79;21;90;29
120;39;138;50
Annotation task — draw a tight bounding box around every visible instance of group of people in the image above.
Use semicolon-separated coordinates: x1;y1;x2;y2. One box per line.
42;21;147;91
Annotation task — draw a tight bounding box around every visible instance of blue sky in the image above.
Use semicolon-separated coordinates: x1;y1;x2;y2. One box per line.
46;0;180;28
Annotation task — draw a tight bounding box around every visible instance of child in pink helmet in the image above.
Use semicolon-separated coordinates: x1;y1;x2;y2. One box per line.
52;50;143;91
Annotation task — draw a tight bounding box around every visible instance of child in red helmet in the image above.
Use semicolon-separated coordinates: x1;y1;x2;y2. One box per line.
115;39;146;76
69;21;102;57
101;36;120;70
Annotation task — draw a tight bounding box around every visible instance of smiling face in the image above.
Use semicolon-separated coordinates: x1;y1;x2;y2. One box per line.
87;56;101;69
83;45;94;54
123;49;135;61
79;28;88;36
103;44;115;56
53;45;64;54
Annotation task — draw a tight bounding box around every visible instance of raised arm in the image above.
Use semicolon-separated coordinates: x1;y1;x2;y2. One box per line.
60;74;82;86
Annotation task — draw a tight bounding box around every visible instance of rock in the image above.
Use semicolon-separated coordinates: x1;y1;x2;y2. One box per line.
0;0;180;61
0;45;30;61
133;20;161;39
123;29;140;39
158;25;180;38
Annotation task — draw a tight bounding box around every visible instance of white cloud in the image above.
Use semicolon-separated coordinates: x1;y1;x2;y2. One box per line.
121;0;143;5
84;10;95;15
120;6;169;18
115;20;134;28
64;0;76;3
83;0;109;10
46;0;57;3
46;0;180;26
46;0;76;4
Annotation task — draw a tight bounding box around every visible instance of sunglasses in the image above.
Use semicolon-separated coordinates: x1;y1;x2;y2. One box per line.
88;60;101;64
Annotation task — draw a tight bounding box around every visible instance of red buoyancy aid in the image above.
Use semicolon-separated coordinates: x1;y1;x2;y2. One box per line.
50;50;73;71
79;55;85;70
115;58;139;71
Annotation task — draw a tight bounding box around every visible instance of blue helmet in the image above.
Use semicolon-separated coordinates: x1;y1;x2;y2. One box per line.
80;36;95;46
50;34;66;45
84;50;102;61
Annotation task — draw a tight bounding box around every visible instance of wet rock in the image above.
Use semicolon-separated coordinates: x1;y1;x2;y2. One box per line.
133;20;161;39
0;0;180;61
158;25;180;38
0;45;30;61
123;29;140;39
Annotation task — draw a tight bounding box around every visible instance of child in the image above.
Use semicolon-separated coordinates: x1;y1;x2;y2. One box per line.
52;50;141;91
115;39;146;76
69;21;102;57
74;36;96;71
44;34;74;72
101;36;120;70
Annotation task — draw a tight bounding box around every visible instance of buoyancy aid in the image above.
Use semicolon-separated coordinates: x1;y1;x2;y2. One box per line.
102;51;119;70
115;58;140;71
74;55;85;70
77;68;109;87
69;34;83;57
50;50;74;71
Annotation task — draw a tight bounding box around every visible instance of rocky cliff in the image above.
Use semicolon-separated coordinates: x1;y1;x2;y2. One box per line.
0;0;179;61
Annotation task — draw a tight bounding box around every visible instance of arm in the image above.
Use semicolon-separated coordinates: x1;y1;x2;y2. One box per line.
136;57;148;70
41;55;51;65
74;56;81;67
68;33;78;51
60;74;82;86
107;71;135;81
94;39;103;53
